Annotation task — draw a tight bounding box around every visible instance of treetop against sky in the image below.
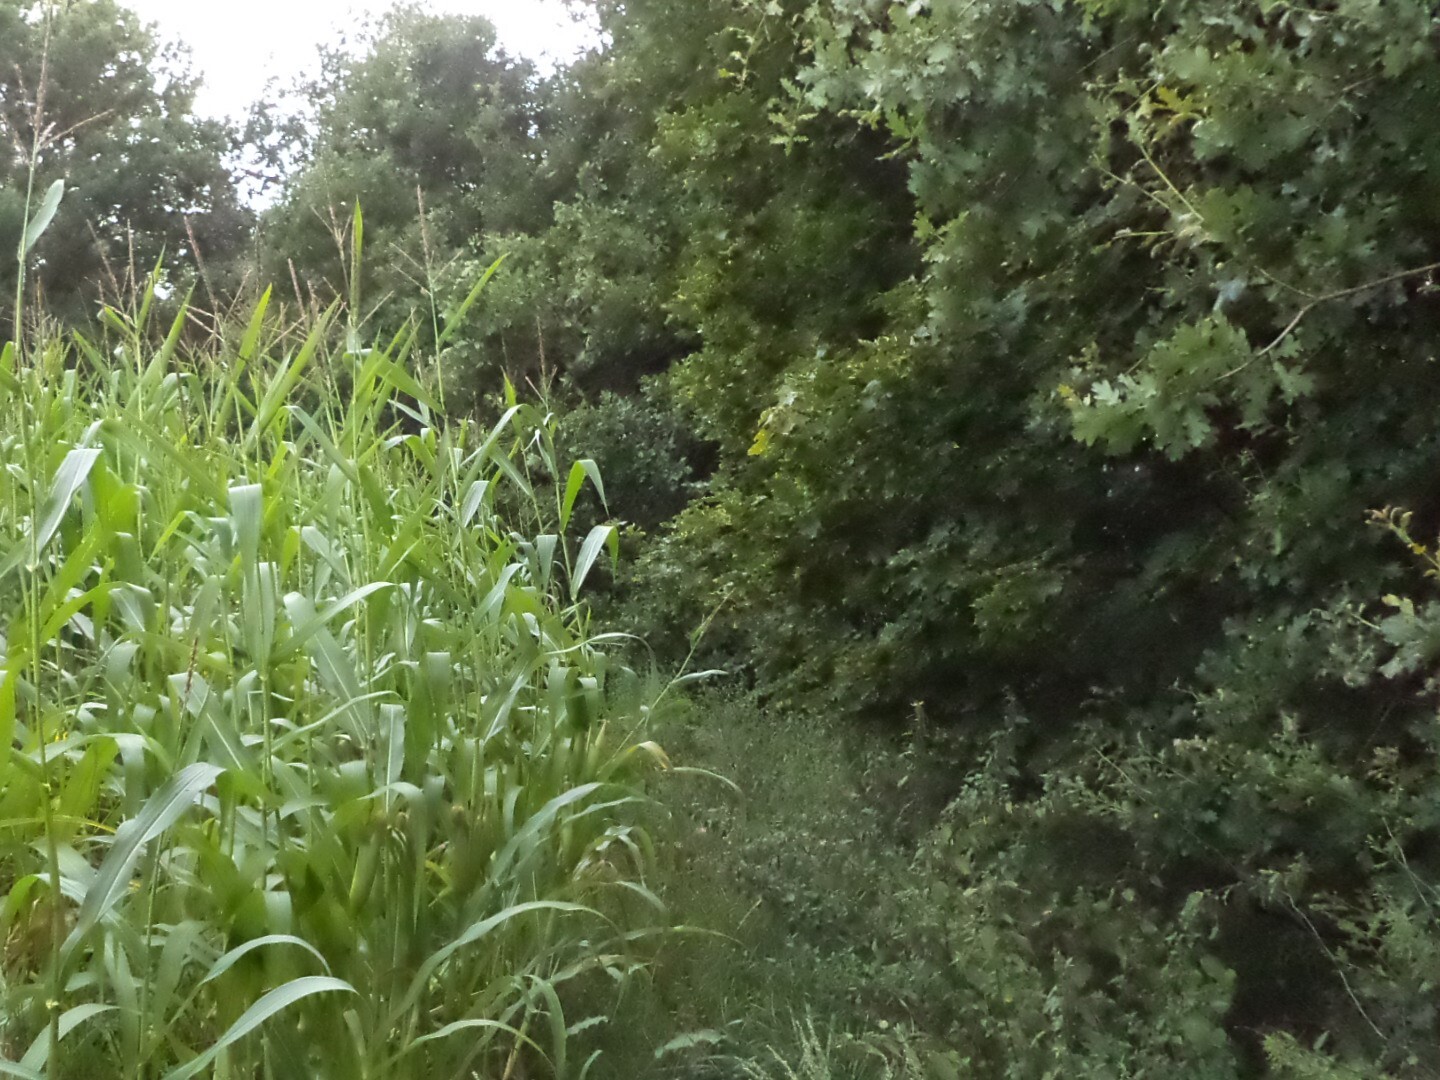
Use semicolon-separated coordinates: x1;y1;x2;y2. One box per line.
122;0;597;120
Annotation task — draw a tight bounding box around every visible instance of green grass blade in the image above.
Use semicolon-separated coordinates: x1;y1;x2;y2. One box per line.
22;447;101;574
161;976;355;1080
491;784;604;883
249;304;336;446
21;178;64;254
570;525;617;600
62;763;224;961
201;935;333;985
238;286;272;361
367;350;439;414
20;1003;117;1071
461;479;491;527
388;902;592;1028
436;254;507;350
402;1016;532;1052
141;296;192;395
348;202;364;348
0;666;15;782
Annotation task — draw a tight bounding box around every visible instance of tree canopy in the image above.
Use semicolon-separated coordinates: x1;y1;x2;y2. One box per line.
253;4;553;334
0;0;249;327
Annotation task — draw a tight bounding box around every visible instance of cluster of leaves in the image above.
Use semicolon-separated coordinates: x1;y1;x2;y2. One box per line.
640;0;1440;720
0;0;250;327
250;3;568;372
633;611;1440;1078
0;257;670;1076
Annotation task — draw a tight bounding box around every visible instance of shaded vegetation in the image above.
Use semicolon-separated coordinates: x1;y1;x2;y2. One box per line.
0;0;249;328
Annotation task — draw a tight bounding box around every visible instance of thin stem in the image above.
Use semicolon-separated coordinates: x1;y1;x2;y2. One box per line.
1215;260;1440;382
20;362;64;1065
12;9;55;353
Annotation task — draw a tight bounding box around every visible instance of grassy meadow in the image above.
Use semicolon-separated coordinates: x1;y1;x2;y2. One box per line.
0;260;673;1076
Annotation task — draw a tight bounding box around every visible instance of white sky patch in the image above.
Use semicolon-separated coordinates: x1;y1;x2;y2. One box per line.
122;0;598;121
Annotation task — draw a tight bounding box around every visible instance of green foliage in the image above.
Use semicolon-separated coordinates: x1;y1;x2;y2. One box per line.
559;391;699;534
446;0;913;410
255;5;551;331
0;271;669;1075
623;693;1245;1079
594;693;918;1077
629;556;1440;1076
0;0;250;326
583;0;1440;777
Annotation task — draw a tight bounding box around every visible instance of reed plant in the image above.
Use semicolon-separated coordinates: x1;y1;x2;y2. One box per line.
0;224;669;1076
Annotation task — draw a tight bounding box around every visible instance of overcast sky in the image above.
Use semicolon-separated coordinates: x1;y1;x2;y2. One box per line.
123;1;598;120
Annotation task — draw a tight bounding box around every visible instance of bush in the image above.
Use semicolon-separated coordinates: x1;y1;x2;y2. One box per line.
560;390;702;534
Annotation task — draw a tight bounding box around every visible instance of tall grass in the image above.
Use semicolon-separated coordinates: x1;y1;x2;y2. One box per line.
0;259;668;1076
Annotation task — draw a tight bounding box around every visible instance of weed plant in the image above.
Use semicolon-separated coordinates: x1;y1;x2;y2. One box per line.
0;252;669;1076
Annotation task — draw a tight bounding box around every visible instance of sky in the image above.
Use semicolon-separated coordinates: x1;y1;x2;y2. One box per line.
122;0;598;121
